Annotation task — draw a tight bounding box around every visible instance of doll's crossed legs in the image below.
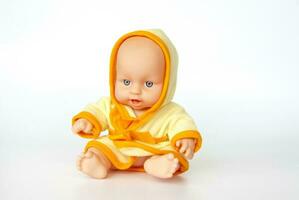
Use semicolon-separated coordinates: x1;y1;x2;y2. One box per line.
77;147;180;179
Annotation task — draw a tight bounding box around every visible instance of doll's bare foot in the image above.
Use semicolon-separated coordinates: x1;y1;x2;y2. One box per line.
144;153;180;179
76;148;111;179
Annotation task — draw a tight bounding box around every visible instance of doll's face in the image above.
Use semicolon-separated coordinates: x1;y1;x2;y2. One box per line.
115;36;165;112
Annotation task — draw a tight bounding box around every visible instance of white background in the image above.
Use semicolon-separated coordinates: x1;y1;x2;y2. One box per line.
0;0;298;199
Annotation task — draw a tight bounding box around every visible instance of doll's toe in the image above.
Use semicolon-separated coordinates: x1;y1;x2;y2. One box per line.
84;151;93;158
167;153;174;160
76;155;84;170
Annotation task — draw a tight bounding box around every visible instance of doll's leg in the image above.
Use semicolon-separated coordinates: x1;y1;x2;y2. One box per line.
132;156;149;167
77;147;112;179
144;153;180;179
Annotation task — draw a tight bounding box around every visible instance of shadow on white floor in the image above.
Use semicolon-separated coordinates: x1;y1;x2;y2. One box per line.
0;146;298;200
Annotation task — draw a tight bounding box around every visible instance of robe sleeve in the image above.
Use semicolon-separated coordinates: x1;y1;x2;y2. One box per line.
167;108;203;153
72;97;110;139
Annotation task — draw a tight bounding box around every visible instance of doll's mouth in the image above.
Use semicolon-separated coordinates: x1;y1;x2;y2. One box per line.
130;99;142;106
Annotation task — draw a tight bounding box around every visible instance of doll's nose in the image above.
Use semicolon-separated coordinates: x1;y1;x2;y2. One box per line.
130;84;141;94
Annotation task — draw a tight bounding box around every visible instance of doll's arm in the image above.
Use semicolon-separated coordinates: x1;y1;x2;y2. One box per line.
72;112;102;138
72;118;93;136
72;97;110;139
167;109;202;158
175;138;196;159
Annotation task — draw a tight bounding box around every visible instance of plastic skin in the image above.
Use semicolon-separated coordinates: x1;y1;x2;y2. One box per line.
72;36;196;179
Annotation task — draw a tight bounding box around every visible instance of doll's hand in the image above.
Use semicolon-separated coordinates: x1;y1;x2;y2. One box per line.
176;138;196;160
72;118;93;135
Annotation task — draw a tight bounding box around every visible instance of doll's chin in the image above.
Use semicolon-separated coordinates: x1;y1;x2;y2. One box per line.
129;102;150;110
130;104;144;110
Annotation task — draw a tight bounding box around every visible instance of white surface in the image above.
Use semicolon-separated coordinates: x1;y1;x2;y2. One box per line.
0;148;298;200
0;0;299;200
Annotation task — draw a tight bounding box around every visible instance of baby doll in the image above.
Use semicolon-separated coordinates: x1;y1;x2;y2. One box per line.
71;29;202;179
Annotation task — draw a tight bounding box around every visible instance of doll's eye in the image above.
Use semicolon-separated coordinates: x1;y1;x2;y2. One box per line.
123;79;131;86
145;81;153;88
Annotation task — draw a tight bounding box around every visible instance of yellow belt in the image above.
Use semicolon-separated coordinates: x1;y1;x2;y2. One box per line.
108;129;168;144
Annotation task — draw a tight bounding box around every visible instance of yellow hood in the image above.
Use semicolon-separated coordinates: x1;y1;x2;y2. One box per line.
109;29;179;124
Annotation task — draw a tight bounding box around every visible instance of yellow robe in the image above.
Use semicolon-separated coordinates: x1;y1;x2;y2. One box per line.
72;29;203;174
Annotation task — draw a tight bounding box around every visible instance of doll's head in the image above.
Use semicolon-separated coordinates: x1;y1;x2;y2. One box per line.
115;36;165;112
